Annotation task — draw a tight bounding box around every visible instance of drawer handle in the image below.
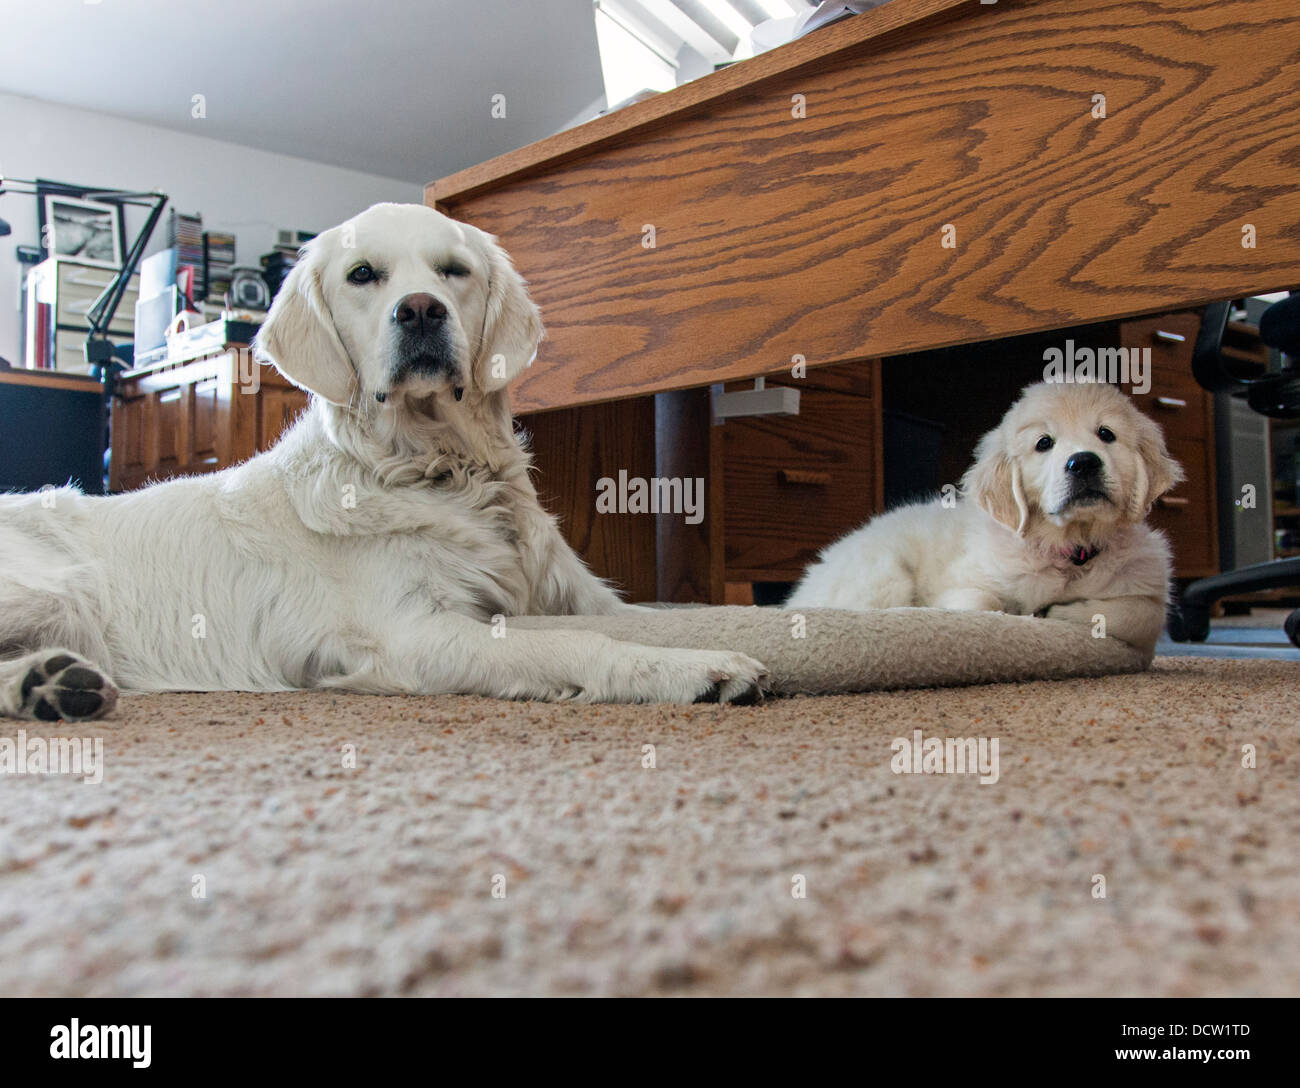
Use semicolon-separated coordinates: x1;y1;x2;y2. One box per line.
779;469;831;486
1154;330;1187;343
1157;495;1190;509
1155;396;1187;409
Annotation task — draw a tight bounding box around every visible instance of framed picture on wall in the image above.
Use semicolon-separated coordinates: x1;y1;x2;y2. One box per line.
38;186;125;269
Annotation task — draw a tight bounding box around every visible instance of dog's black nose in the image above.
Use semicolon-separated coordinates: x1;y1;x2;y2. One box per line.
392;292;447;333
1065;451;1103;476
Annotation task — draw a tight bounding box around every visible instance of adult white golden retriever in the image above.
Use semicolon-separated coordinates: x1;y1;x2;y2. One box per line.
788;381;1182;657
0;203;767;721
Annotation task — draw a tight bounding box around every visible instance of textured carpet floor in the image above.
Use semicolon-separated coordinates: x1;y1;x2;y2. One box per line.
1;658;1296;997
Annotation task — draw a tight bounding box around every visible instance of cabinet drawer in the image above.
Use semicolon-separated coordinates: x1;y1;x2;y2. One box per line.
723;388;879;580
1120;311;1201;377
54;330;94;375
57;263;139;297
1135;382;1212;445
57;294;137;336
57;265;138;337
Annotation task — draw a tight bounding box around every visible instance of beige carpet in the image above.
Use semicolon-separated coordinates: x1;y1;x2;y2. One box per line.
1;657;1296;997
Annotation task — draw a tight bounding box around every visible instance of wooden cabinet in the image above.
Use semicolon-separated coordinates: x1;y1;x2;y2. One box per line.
1119;311;1219;579
721;364;883;583
110;344;307;493
523;363;883;603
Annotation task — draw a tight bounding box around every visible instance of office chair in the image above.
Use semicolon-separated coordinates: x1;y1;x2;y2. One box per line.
1167;294;1300;648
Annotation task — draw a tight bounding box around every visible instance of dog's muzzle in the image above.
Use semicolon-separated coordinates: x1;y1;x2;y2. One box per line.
390;291;458;385
1060;450;1111;509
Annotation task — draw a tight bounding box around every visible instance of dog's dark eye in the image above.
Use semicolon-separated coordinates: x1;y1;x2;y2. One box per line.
347;263;378;285
440;263;470;279
1035;435;1054;452
1097;426;1116;443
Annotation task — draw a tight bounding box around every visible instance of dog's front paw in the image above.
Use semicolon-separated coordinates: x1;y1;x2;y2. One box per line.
1042;601;1097;627
590;647;770;705
690;650;770;706
15;650;118;722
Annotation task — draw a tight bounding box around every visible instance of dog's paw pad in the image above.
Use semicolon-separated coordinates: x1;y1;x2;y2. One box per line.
42;654;79;675
693;682;723;704
18;652;117;723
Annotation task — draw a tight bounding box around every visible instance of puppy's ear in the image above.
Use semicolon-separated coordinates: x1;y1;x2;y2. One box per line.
254;243;357;406
963;431;1030;535
471;229;543;393
1127;412;1185;520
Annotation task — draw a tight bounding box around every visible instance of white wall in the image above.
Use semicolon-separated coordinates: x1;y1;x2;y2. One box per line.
0;92;422;364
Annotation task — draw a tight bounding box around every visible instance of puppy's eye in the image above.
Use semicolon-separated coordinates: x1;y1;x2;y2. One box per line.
439;263;470;279
347;264;378;285
1035;435;1054;452
1097;426;1116;443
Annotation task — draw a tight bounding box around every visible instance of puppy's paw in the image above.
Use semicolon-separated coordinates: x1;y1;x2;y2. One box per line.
15;650;118;722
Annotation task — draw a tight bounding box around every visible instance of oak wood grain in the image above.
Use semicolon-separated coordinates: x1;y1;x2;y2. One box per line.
518;399;659;602
436;0;1300;414
110;352;308;493
428;0;972;205
0;370;101;393
723;386;881;581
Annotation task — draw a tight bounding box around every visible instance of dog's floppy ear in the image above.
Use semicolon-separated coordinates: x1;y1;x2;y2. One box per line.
1127;411;1185;520
963;429;1030;535
254;242;357;406
471;229;543;393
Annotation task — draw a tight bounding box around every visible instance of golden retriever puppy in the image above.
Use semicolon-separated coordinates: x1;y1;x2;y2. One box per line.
787;381;1183;657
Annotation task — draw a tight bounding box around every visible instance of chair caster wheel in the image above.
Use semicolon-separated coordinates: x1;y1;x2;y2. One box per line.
1171;606;1210;643
1285;609;1300;650
1166;610;1189;642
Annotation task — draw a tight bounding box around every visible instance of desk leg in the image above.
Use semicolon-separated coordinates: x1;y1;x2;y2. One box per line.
655;388;723;604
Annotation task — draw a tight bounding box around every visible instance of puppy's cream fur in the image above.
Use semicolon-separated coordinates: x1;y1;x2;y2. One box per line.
788;381;1183;658
0;203;767;720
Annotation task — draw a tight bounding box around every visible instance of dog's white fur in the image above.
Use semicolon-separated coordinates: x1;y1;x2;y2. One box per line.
0;203;767;720
788;381;1183;658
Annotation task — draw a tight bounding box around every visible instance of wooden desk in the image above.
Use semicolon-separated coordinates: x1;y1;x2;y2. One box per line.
429;0;1290;601
431;0;1300;412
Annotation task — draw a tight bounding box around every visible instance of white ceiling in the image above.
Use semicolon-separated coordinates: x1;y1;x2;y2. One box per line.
0;0;607;184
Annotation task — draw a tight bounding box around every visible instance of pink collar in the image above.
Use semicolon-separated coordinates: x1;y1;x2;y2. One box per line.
1061;544;1101;567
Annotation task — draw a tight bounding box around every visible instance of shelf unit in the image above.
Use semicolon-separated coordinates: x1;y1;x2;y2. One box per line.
24;257;139;374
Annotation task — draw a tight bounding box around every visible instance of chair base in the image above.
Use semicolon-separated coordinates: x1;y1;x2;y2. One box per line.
1168;558;1300;648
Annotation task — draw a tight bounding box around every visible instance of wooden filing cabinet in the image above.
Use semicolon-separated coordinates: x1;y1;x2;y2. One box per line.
1119;311;1219;579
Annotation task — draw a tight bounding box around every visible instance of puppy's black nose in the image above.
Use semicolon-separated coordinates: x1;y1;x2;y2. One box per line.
392;292;447;333
1065;451;1103;476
